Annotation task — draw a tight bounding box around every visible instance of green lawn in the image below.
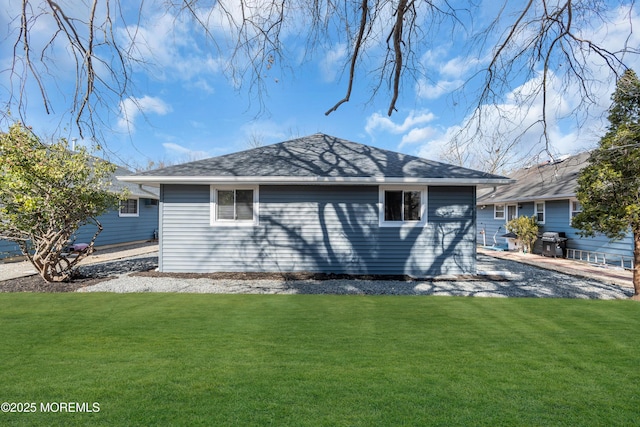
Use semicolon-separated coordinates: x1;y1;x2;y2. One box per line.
0;293;639;426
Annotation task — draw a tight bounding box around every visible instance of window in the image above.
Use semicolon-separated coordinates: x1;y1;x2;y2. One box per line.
570;199;582;220
211;186;258;225
494;204;505;220
379;187;426;226
534;201;545;223
119;198;139;217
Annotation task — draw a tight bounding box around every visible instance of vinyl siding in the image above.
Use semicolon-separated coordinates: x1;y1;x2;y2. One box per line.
159;184;476;276
543;200;633;257
0;200;158;259
476;200;633;259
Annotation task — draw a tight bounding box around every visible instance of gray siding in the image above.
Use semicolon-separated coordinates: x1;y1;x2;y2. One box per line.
159;184;477;276
0;199;158;259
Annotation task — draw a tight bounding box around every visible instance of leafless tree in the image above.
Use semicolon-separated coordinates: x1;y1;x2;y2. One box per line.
3;0;638;156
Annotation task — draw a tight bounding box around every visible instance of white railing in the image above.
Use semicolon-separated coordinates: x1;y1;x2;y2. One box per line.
565;248;634;270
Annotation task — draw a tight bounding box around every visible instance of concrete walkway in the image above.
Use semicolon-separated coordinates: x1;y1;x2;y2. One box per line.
0;242;158;281
477;247;634;289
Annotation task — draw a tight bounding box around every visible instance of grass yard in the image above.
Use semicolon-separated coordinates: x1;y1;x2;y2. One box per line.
0;293;639;426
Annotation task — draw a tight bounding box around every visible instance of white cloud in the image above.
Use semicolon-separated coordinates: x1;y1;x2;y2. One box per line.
414;4;640;171
400;127;438;147
416;73;603;171
162;142;210;161
416;78;464;100
365;110;436;135
319;43;347;83
118;96;171;132
364;110;439;153
119;11;224;82
439;56;483;79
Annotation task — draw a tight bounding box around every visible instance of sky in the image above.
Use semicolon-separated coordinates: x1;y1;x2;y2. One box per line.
1;0;639;173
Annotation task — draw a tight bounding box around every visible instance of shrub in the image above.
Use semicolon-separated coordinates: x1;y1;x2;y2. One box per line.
506;216;539;253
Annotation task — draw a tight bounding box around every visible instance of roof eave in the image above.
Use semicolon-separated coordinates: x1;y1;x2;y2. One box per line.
477;193;577;204
118;176;514;187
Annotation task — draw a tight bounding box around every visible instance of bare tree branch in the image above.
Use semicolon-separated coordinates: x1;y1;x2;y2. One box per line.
325;0;368;115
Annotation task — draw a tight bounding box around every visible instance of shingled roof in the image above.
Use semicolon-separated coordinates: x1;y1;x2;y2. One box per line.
120;133;512;186
477;151;591;204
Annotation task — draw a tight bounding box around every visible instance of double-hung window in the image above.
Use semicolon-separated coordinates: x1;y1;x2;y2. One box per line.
570;199;582;222
534;201;545;223
379;187;426;226
119;198;139;217
211;186;258;225
494;204;505;220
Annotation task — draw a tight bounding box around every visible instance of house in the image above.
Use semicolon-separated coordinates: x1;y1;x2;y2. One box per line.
477;152;634;268
0;165;159;260
119;133;511;277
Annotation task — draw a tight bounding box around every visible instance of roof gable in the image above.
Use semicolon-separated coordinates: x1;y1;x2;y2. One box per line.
122;133;511;186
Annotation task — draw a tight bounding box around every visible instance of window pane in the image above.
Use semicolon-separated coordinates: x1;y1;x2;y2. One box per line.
571;200;582;217
384;191;403;221
404;191;421;221
236;190;254;220
120;199;137;214
217;190;234;220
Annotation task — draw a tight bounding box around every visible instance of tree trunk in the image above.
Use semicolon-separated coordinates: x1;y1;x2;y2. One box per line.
633;229;640;300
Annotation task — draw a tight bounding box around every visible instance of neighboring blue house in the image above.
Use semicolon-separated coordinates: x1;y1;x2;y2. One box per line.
0;166;159;260
120;133;511;277
477;152;634;268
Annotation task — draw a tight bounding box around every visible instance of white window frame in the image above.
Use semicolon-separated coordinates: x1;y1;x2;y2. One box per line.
569;198;582;223
534;201;546;224
494;204;505;220
378;186;427;227
119;198;139;217
210;185;259;226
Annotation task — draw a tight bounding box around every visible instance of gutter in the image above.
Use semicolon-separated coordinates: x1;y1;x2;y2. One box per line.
118;175;515;187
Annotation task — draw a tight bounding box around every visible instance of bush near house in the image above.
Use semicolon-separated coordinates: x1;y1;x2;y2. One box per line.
0;123;124;282
506;215;539;253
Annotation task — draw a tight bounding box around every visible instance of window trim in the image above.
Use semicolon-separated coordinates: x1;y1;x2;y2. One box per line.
534;201;546;224
494;204;505;220
569;198;582;223
378;186;427;227
210;185;259;226
119;198;139;217
506;204;518;222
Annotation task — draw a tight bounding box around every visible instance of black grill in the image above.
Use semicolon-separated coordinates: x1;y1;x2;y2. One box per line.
541;232;568;257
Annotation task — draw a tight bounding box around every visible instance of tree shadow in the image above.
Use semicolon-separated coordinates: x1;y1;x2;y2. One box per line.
176;134;503;276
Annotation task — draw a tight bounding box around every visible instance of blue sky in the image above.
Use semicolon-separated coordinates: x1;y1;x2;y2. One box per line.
2;1;639;172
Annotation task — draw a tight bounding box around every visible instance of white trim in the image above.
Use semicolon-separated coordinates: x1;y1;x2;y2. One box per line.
494;204;505;220
119;198;139;217
119;175;514;187
378;186;428;228
534;200;546;224
569;198;582;224
210;185;259;227
506;204;518;222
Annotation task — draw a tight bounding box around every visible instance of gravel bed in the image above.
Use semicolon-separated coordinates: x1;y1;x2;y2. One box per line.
76;253;634;299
